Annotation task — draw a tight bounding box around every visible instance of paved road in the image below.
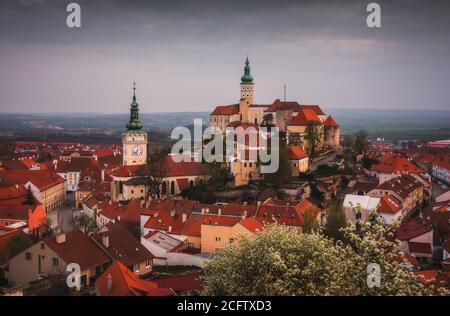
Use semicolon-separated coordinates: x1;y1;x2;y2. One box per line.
47;192;76;233
310;152;338;172
58;207;75;232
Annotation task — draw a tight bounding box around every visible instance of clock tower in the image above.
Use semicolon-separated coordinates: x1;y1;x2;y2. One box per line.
122;83;147;166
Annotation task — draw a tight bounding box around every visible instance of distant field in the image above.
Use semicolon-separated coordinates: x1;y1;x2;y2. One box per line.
0;109;449;142
327;108;450;141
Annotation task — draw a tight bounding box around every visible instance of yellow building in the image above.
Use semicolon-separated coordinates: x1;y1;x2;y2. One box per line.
201;217;263;253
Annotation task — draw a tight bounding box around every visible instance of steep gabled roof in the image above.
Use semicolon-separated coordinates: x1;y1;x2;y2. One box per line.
44;230;111;271
93;222;154;267
288;108;322;126
96;260;160;296
324;115;340;128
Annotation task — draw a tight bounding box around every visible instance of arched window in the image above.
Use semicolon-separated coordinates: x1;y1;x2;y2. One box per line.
161;181;167;195
170;181;175;195
119;181;123;194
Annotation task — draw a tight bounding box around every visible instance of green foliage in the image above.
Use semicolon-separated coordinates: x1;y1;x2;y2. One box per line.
7;234;36;259
302;208;319;234
305;121;323;158
139;146;170;198
23;185;35;205
36;150;52;163
324;198;347;241
180;183;216;204
361;156;379;169
351;130;370;155
263;145;291;188
75;212;97;234
202;223;449;296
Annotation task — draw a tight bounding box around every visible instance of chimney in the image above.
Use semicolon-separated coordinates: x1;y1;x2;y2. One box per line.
170;210;176;217
106;274;112;293
201;208;205;214
182;213;187;223
56;232;66;244
168;226;172;233
101;169;105;181
205;208;209;214
140;199;145;208
218;208;222;216
242;210;247;220
102;233;109;248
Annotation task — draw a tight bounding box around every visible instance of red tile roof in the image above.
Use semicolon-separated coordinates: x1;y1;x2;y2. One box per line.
0;185;27;201
370;152;424;174
44;230;111;271
165;156;207;177
97;201;127;220
288;146;308;160
394;218;432;241
93;222;153;267
240;217;264;233
155;272;202;294
375;174;424;199
324;115;340;128
288;108;322;126
96;260;159;296
2;169;64;191
210;104;239;116
377;195;402;214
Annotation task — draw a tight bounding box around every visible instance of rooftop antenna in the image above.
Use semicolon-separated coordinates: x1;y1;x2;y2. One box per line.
283;83;286;102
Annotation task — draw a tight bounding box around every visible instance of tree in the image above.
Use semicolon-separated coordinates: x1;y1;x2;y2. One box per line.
36;150;52;163
0;139;15;158
205;161;230;189
23;185;35;205
263;144;291;188
138;146;169;198
352;130;370;155
361;156;379;169
7;234;36;259
304;121;323;158
201;223;448;296
75;212;97;234
324;198;347;241
261;113;274;127
302;207;319;234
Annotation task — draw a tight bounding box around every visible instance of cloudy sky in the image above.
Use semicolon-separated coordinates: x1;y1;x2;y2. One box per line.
0;0;449;113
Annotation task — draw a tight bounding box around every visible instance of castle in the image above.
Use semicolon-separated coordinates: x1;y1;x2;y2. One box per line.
210;58;341;186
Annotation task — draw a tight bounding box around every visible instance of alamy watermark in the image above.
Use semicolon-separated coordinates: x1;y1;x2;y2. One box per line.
170;119;280;174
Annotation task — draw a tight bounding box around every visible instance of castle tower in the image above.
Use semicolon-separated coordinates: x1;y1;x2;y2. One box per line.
122;83;147;166
239;57;254;123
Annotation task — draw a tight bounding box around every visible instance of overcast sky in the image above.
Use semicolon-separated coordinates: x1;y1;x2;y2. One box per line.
0;0;449;113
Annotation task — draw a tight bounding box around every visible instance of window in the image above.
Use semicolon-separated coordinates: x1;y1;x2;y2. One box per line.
40;243;45;250
229;238;235;243
25;252;31;261
145;259;151;268
133;264;140;273
140;189;144;193
249;162;252;167
215;237;221;242
244;162;247;167
52;258;59;266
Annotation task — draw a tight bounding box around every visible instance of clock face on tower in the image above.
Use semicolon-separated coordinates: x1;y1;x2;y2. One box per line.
131;144;144;156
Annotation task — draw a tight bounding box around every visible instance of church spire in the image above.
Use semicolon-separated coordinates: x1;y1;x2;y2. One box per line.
241;56;253;83
126;82;143;131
